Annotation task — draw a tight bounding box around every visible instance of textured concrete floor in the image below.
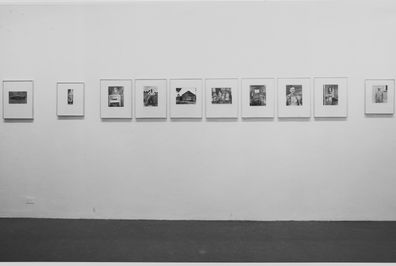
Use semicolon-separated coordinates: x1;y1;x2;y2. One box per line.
0;218;395;262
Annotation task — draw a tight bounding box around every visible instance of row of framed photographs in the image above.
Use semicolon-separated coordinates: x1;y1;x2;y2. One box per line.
2;78;395;119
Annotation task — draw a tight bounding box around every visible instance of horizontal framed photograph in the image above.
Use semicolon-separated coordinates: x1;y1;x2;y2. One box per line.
314;77;348;117
205;78;238;118
100;79;132;119
135;79;167;118
277;78;311;118
3;80;34;119
365;79;395;114
170;79;202;118
241;78;275;118
57;82;84;117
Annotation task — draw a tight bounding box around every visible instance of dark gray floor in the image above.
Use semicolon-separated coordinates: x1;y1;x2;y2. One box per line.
0;218;395;262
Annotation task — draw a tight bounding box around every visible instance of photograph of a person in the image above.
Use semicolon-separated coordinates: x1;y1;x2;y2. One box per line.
211;87;232;104
249;85;266;106
373;85;388;103
323;84;338;105
67;89;74;105
176;87;197;104
8;91;27;104
144;86;158;107
108;86;124;107
286;85;303;106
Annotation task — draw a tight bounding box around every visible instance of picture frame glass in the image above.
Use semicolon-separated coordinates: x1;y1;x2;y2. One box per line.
277;78;311;118
100;79;132;119
365;79;395;114
3;80;34;119
241;78;275;118
170;79;202;118
314;78;348;118
57;82;84;116
205;79;239;118
135;79;167;118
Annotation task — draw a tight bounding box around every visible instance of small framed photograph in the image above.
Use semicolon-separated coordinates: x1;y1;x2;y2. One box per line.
170;79;202;118
241;78;275;118
3;80;34;119
277;78;311;118
57;82;84;116
314;77;348;117
135;79;167;118
100;79;132;119
365;79;395;114
205;78;238;118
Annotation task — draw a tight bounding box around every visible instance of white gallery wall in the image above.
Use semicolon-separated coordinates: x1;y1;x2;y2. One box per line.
1;0;396;220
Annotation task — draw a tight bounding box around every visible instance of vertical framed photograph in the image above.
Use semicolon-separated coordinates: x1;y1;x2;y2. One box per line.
3;80;34;119
314;77;348;117
205;78;238;118
100;79;132;119
365;79;395;114
170;79;202;118
135;79;167;118
57;82;85;117
277;78;311;118
241;78;275;118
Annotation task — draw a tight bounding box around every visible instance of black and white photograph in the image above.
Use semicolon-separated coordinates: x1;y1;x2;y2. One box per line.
108;86;124;107
67;89;74;105
278;78;311;117
314;78;348;117
249;85;266;106
143;86;158;107
205;79;238;118
211;87;232;104
323;84;338;106
100;79;132;119
170;79;202;118
365;79;395;114
8;91;27;104
57;82;85;117
2;1;396;265
241;78;275;118
286;85;303;106
373;85;388;103
3;80;34;119
135;79;167;118
176;87;197;104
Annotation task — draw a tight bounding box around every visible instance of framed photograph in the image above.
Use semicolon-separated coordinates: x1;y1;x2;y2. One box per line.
365;79;395;114
205;78;238;118
314;77;348;117
277;78;311;118
241;78;275;118
170;79;202;118
135;79;167;118
100;79;132;119
57;82;84;116
3;80;34;119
